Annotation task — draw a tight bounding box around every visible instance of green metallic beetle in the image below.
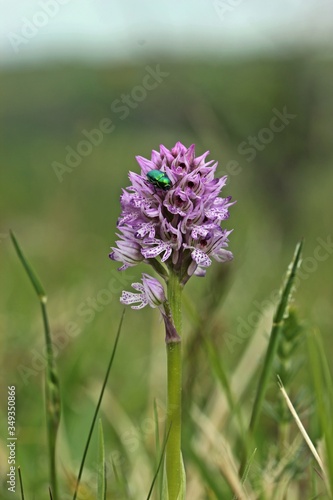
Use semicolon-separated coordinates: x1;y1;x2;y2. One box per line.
146;169;172;191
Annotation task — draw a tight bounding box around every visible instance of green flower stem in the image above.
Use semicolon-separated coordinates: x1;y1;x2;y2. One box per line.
166;272;183;500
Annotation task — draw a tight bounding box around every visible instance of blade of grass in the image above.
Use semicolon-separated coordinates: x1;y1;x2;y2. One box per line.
191;405;255;500
72;309;125;500
10;230;46;299
153;398;161;458
307;329;333;497
277;376;324;471
153;397;164;499
312;330;333;404
236;448;257;493
146;424;172;500
249;240;303;435
238;241;303;477
188;446;233;499
97;419;106;500
18;467;25;500
11;231;60;500
110;457;130;498
111;459;119;484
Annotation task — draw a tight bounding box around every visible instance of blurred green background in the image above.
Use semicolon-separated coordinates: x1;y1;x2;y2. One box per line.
1;2;333;498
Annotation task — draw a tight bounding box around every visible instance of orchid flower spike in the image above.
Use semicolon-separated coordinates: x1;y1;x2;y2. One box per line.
110;142;235;286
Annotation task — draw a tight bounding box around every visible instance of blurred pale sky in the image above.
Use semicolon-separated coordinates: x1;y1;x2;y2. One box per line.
0;0;332;65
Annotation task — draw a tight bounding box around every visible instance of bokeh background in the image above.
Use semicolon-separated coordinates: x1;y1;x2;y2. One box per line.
1;1;333;498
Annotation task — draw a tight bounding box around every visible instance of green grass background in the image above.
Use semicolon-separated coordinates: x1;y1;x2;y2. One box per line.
1;53;333;498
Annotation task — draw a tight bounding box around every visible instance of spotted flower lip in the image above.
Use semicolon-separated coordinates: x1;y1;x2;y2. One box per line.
120;273;166;309
110;142;235;284
120;274;180;342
